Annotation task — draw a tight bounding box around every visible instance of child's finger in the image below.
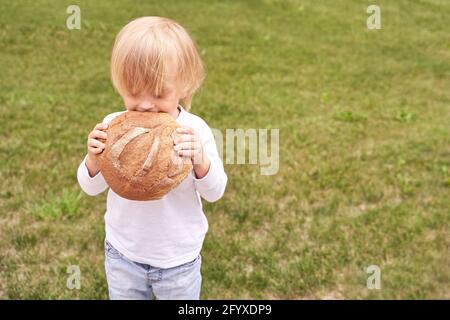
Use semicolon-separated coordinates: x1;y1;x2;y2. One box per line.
88;146;103;154
174;141;197;151
176;149;196;158
89;130;107;140
88;138;105;149
174;134;196;144
95;123;108;131
176;126;193;134
92;130;108;140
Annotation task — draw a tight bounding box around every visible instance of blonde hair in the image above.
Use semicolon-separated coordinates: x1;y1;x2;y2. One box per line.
111;16;205;110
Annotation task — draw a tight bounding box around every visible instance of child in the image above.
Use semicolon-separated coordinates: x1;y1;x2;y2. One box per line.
76;16;228;300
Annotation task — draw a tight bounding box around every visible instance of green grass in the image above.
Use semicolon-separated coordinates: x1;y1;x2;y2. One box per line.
0;0;449;299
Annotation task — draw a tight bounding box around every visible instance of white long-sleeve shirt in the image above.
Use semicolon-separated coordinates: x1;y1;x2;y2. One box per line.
77;106;227;268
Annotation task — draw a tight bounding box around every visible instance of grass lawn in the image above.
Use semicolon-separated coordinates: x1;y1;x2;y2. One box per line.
0;0;449;299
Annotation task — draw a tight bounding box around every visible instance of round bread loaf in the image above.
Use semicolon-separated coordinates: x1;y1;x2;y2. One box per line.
96;111;193;201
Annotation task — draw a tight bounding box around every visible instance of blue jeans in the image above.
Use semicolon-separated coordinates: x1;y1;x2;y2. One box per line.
104;240;202;300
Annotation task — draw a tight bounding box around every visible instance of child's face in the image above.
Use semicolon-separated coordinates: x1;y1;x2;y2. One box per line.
122;77;183;119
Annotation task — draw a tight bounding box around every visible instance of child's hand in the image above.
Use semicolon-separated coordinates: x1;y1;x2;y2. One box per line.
174;126;211;178
85;123;108;177
87;123;108;156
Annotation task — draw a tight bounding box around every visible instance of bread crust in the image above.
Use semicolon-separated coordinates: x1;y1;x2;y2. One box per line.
96;111;193;200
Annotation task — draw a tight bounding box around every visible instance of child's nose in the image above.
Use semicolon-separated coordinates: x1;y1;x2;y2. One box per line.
138;102;155;112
